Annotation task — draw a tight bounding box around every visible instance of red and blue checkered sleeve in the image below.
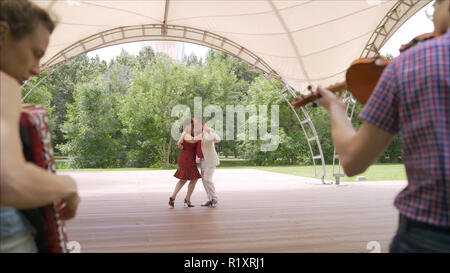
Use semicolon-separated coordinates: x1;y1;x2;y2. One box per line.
358;60;400;135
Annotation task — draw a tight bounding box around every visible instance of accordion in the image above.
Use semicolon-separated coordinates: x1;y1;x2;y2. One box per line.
19;104;68;253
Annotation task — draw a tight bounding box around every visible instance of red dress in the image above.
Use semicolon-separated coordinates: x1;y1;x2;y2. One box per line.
174;141;201;180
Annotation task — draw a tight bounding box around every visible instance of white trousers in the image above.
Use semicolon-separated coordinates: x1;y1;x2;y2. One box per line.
200;159;218;201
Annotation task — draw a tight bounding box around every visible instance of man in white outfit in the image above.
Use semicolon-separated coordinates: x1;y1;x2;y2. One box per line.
178;118;221;207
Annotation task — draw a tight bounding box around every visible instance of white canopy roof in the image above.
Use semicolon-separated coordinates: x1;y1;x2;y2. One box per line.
32;0;430;94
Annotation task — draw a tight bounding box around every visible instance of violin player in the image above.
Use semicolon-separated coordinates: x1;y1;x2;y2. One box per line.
317;0;449;252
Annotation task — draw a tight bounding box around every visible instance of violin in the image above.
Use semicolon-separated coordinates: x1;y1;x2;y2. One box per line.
291;32;440;108
291;58;389;107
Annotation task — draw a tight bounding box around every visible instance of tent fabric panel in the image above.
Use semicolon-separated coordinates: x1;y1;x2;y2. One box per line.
30;0;428;93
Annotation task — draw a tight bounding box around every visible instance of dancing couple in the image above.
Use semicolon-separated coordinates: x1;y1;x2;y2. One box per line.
169;117;221;208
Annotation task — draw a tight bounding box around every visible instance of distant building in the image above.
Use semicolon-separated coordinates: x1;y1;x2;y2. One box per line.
153;41;186;61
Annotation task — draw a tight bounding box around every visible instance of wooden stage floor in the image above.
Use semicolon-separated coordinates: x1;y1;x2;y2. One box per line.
60;169;407;253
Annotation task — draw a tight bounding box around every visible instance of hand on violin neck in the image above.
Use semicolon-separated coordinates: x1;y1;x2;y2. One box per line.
317;85;345;112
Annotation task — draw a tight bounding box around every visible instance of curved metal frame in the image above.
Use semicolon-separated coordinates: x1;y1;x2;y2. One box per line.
271;79;327;183
42;24;280;80
362;0;431;58
22;23;327;177
21;67;54;102
332;93;357;185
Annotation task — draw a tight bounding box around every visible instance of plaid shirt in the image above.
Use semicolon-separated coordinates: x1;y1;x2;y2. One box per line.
359;30;449;227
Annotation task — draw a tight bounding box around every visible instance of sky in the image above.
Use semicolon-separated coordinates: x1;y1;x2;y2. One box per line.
379;1;434;56
87;41;210;63
87;1;435;63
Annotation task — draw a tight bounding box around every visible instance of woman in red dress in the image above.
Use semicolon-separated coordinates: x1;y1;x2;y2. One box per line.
169;118;202;208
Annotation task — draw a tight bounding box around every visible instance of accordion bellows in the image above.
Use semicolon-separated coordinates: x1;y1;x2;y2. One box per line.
19;104;68;253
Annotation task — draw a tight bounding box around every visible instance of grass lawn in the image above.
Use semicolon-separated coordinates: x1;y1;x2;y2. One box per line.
56;160;248;171
57;167;161;172
57;160;407;182
218;155;237;159
250;164;407;182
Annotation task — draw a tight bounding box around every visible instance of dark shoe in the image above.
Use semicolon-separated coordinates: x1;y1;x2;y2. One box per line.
211;199;218;208
201;200;212;207
169;197;175;208
184;199;195;208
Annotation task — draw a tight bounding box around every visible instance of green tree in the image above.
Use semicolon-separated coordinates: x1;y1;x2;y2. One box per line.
43;54;107;152
21;73;57;140
59;75;124;168
239;77;309;165
119;55;187;168
136;46;156;69
106;49;137;94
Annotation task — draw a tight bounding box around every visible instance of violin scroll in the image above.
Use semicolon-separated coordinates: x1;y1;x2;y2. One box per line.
399;32;439;52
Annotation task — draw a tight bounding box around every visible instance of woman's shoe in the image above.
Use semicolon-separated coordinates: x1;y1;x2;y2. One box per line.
169;197;175;208
184;199;195;208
